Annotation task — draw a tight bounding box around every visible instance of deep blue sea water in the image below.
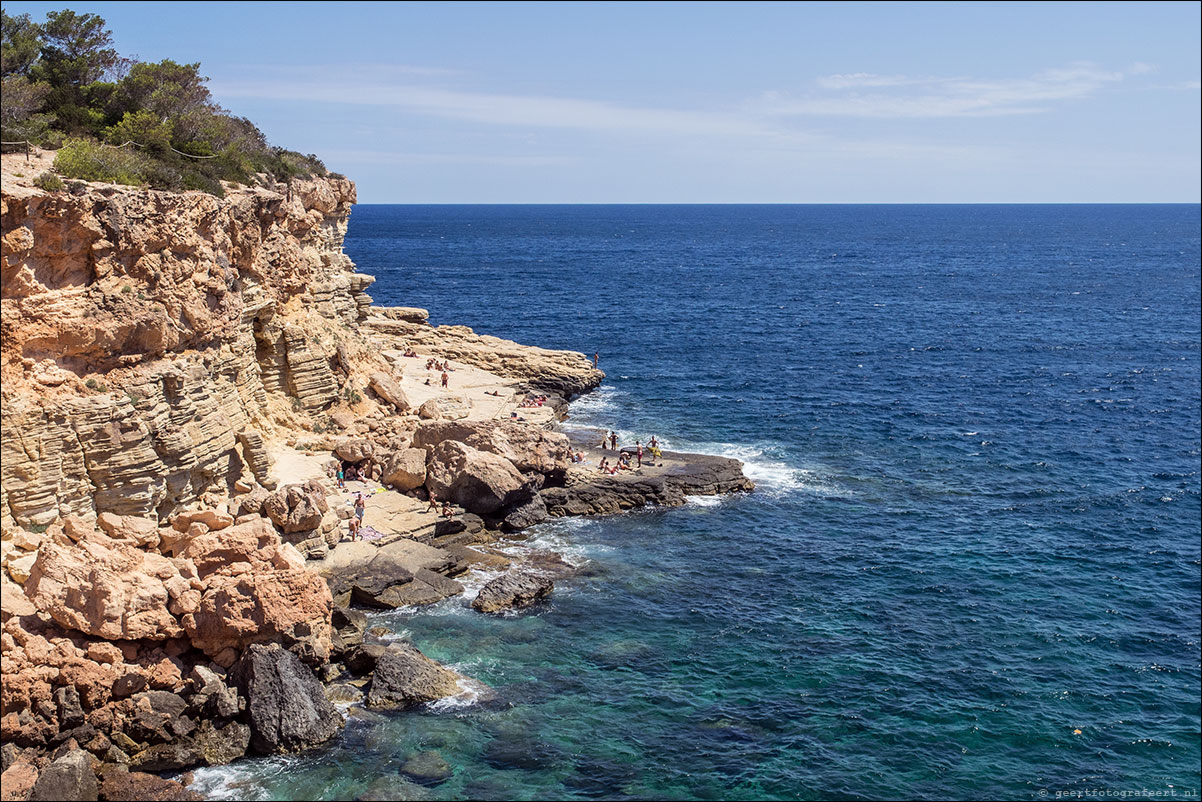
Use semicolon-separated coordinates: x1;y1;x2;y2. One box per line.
193;205;1201;801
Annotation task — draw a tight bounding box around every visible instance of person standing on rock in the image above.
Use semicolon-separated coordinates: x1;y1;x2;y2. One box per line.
441;371;449;388
636;441;643;468
354;493;366;523
609;431;618;450
594;351;599;368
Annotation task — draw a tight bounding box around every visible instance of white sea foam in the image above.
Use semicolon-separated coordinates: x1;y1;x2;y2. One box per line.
186;756;295;801
685;494;726;507
700;441;849;499
427;673;492;713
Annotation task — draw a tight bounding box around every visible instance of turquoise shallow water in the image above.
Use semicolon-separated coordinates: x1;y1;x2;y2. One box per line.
191;205;1200;801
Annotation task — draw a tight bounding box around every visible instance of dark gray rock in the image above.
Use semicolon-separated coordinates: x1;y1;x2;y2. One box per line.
364;644;461;709
30;748;97;801
344;643;390;676
502;494;548;531
471;571;554;614
54;686;85;729
230;643;344;754
193;720;250;766
541;451;754;517
330;606;368;659
127;741;203;773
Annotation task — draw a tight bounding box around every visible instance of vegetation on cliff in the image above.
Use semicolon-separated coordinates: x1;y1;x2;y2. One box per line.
1;8;327;195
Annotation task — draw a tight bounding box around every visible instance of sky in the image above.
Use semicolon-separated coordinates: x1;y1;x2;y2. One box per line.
6;1;1201;203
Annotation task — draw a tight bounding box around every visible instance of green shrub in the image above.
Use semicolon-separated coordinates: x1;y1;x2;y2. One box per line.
33;171;64;191
53;137;148;185
105;110;173;152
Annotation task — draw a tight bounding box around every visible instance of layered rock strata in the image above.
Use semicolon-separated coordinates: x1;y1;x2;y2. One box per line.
0;153;749;794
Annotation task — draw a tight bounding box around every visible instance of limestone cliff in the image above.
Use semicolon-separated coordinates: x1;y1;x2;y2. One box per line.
1;167;603;530
0;154;606;773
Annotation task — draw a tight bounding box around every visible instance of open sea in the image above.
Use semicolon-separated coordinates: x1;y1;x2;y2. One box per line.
191;204;1201;801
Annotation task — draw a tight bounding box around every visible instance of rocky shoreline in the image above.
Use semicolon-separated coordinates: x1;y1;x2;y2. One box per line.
0;151;751;800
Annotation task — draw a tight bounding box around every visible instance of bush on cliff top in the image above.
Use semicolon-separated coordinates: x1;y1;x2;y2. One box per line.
2;8;328;195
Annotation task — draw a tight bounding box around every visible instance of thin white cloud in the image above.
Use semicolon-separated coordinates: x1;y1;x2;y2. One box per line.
815;73;955;90
321;149;574;167
212;77;792;141
759;63;1131;118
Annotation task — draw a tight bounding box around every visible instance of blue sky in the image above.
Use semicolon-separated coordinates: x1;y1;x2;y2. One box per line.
7;1;1201;202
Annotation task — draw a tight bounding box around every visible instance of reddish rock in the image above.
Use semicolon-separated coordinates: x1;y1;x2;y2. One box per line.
0;762;38;801
183;570;332;665
22;535;200;641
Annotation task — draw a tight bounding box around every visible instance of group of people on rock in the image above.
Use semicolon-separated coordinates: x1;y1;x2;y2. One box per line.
425;494;456;519
402;348;419;358
594;434;662;472
426;358;454;372
335;462;373;488
519;394;549;408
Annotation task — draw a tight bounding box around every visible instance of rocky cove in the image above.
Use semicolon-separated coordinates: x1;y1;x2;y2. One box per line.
0;152;752;801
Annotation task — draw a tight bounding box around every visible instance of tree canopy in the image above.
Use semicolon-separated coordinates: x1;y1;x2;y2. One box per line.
1;7;327;194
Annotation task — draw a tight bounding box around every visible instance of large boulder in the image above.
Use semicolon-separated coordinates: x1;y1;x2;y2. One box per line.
262;481;328;534
29;748;97;801
413;421;570;474
165;516;332;664
230;644;343;754
364;644;461;709
381;448;427;491
369;373;411;413
95;513;160;549
184;570;333;665
333;439;374;463
502;495;548;531
416;397;470;421
471;571;554;614
23;532;201;641
174;517;305;579
424;441;525;515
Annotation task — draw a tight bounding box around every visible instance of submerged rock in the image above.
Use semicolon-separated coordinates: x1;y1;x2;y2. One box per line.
471;571;554;614
400;750;452;785
355;774;432;801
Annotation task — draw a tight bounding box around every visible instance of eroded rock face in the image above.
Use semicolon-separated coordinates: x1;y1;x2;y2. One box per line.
230;644;343;754
23;533;200;641
424;441;526;515
1;174;357;529
413;421;571;475
262;481;328;534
